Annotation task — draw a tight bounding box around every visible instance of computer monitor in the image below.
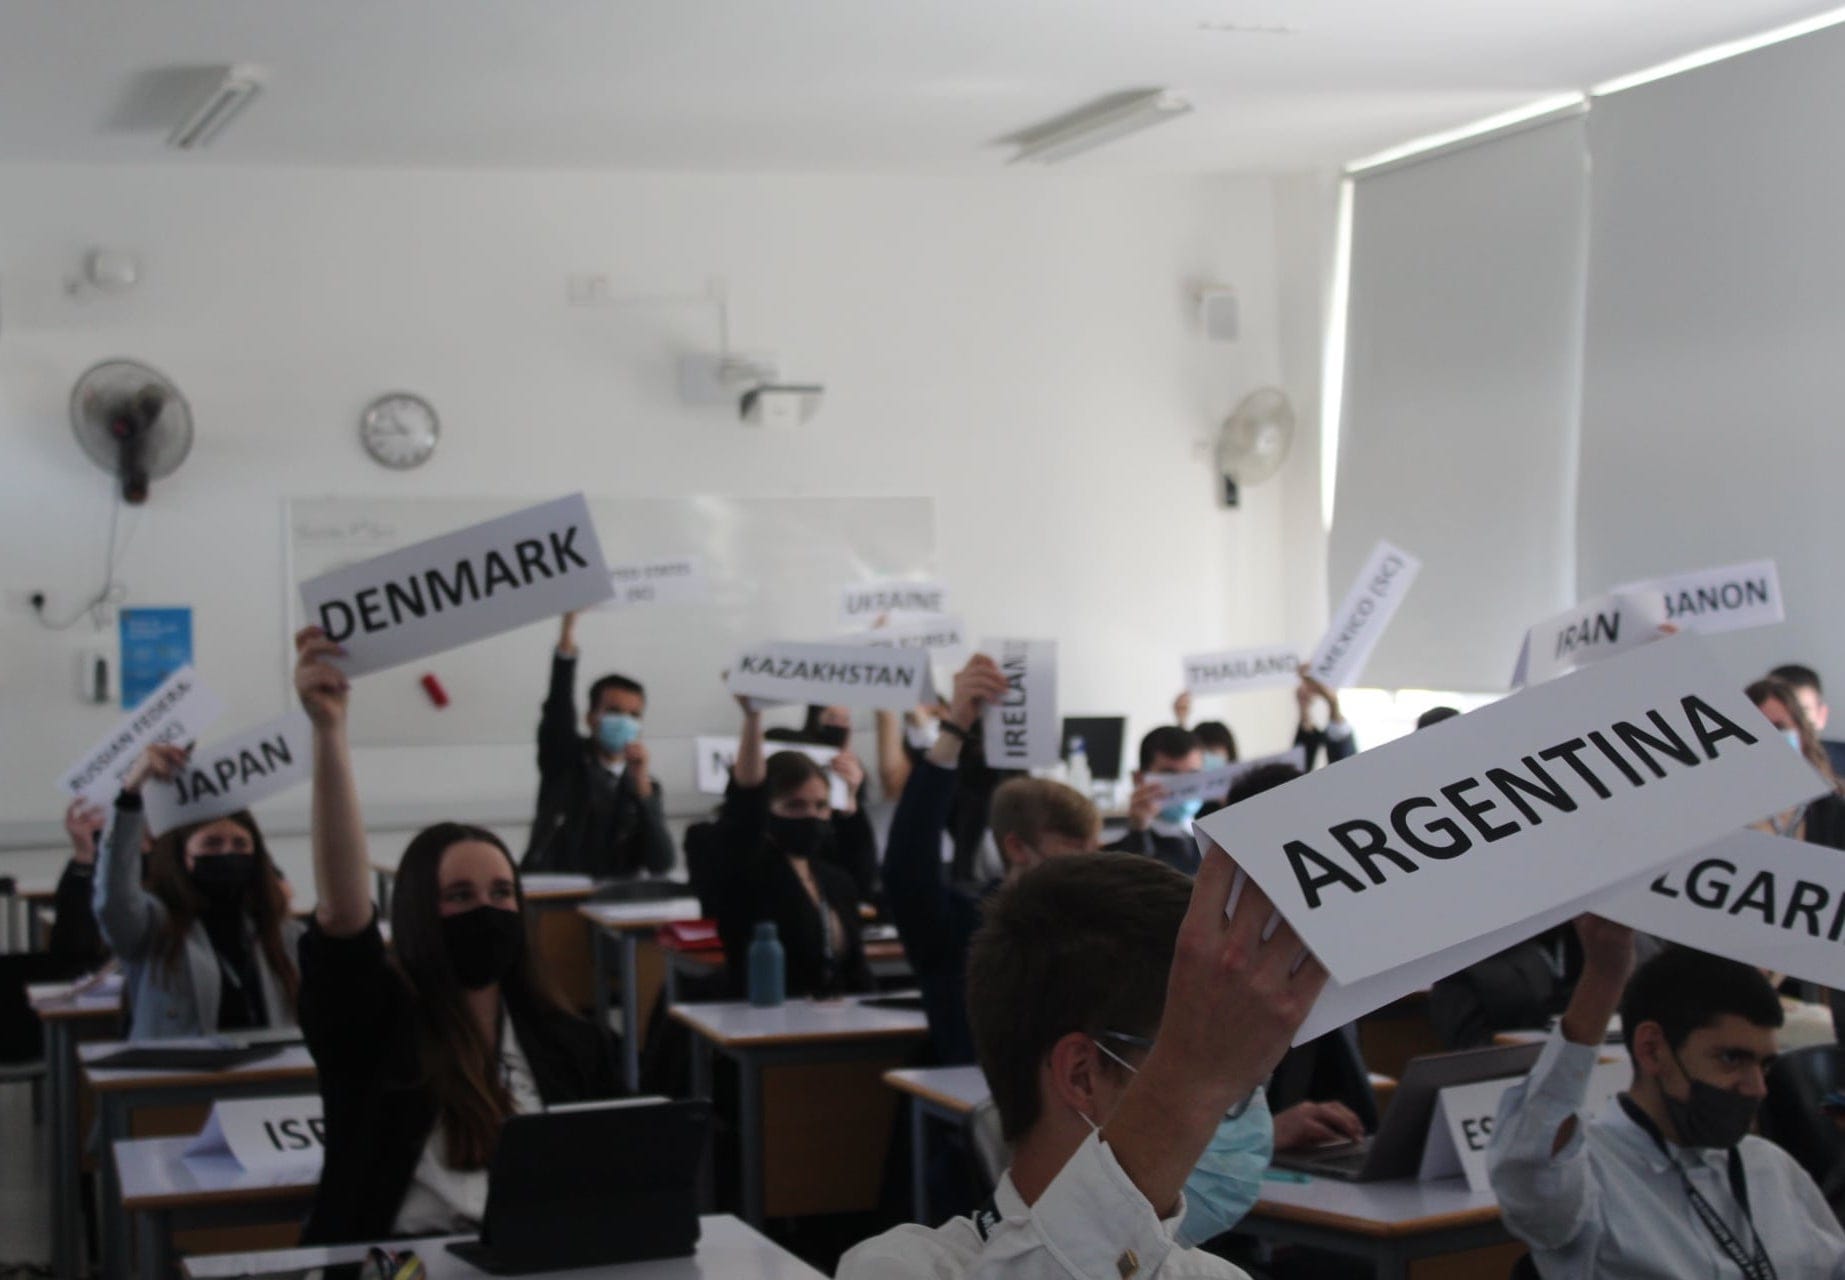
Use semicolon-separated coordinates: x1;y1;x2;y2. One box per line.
1061;716;1127;781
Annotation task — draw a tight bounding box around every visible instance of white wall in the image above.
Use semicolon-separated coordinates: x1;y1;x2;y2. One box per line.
0;163;1317;892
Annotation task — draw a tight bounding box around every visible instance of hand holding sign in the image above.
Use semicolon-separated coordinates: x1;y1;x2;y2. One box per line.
122;741;191;795
293;627;351;731
1127;779;1165;833
830;750;865;814
947;654;1008;731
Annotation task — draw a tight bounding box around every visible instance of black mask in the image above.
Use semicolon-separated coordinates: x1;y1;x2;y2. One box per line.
766;814;831;860
441;906;527;991
1662;1049;1761;1148
189;855;256;907
812;724;850;749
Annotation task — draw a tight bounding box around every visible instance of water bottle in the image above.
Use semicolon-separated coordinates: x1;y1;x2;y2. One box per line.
1066;735;1092;798
748;921;786;1008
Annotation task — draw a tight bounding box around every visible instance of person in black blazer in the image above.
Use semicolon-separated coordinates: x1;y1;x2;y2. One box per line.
523;612;674;878
1293;668;1358;769
1104;726;1209;876
712;696;871;999
760;704;881;899
47;797;110;968
293;627;619;1244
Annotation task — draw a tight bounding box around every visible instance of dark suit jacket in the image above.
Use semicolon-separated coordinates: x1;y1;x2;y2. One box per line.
297;917;620;1244
1294;722;1358;771
1104;827;1202;877
523;653;674;878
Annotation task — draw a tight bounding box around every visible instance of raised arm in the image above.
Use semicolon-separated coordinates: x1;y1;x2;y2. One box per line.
1486;915;1632;1250
873;710;912;799
537;612;583;775
731;693;768;789
295;626;372;937
92;743;188;961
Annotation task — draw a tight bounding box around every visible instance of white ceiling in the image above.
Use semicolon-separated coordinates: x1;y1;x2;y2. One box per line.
0;1;1838;174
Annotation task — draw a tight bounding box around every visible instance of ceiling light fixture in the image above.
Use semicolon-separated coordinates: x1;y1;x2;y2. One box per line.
167;65;265;151
1011;89;1192;164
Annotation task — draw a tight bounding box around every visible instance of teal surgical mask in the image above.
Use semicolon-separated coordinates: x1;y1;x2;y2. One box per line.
1201;751;1230;770
1783;728;1804;753
1158;796;1206;826
1090;1036;1269;1245
596;712;642;755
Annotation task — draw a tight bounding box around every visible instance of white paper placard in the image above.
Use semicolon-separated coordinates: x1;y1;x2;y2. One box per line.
1182;645;1303;699
843;614;969;655
60;666;227;806
1614;559;1785;637
1516;591;1670;688
1193;634;1824;987
142;711;314;836
596;556;709;610
1142;748;1309;807
298;493;615;676
691;735;849;811
184;1094;325;1178
1600;828;1845;989
839;579;949;628
725;642;934;712
1306;541;1421;689
982;638;1060;770
1418;1056;1630;1190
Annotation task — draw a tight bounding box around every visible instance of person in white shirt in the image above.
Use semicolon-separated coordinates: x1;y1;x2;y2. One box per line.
1488;916;1845;1278
840;843;1329;1279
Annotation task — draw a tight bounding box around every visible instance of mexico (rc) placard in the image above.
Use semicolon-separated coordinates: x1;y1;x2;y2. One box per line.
1305;540;1420;689
298;493;614;676
1193;635;1823;987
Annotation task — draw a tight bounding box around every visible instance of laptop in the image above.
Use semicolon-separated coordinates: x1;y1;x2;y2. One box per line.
446;1097;711;1274
1271;1042;1542;1182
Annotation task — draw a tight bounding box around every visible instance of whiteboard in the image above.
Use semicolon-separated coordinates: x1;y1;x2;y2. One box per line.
286;496;936;748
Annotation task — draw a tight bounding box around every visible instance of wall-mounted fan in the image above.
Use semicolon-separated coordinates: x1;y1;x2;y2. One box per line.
70;359;193;504
1216;386;1294;508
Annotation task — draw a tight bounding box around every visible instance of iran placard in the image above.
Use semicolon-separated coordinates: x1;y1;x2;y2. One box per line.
298;493;615;676
60;666;226;806
143;712;314;836
1305;541;1421;689
1515;591;1669;688
1193;634;1824;987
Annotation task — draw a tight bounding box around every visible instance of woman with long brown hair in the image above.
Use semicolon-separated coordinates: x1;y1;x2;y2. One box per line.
94;744;300;1039
291;626;618;1243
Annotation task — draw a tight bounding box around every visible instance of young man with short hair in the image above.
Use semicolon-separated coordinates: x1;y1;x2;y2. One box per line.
1489;920;1845;1277
842;849;1326;1279
1769;662;1845;779
1108;726;1209;875
523;611;674;877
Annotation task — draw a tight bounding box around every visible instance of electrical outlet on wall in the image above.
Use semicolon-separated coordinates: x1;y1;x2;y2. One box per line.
75;648;115;704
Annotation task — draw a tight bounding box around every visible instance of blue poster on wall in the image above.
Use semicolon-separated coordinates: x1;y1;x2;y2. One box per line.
119;607;194;708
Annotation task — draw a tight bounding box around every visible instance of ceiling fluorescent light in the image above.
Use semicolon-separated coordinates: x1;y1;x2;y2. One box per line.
1345;92;1585;176
1011;90;1192;164
1593;5;1845;96
167;65;264;150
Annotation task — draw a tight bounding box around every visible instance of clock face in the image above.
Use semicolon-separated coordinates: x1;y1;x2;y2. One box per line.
360;393;440;469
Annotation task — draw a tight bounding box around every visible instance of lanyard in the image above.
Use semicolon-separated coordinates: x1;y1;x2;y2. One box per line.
972;1193;1001;1242
1618;1096;1776;1279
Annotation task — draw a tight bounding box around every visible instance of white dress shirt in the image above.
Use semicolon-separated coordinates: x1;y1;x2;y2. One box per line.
392;1015;543;1236
1488;1030;1845;1278
838;1132;1250;1280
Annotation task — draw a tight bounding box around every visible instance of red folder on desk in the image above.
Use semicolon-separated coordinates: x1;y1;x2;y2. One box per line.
656;920;722;952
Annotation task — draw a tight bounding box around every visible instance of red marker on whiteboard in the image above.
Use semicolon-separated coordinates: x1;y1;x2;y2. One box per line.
420;673;450;708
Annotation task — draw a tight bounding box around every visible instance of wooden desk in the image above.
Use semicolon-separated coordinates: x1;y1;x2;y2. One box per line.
32;981;126;1280
178;1215;824;1279
672;996;928;1226
884;1065;989;1224
579;899;704;1091
1246;1173;1509;1280
114;1136;316;1280
83;1038;316;1280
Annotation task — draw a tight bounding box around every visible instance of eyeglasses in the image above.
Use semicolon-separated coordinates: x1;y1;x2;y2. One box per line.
1094;1029;1154;1073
